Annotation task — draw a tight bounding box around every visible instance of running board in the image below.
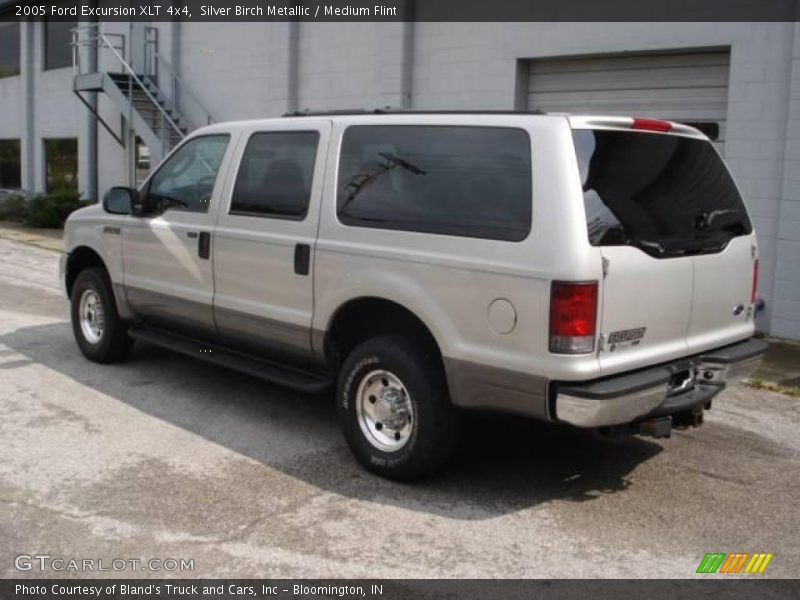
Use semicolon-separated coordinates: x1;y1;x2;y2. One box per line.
128;326;332;394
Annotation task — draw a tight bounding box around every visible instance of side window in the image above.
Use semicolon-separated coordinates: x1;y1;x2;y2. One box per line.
337;125;532;241
145;135;230;214
230;131;319;220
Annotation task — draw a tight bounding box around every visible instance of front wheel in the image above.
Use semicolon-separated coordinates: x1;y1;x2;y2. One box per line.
70;268;132;363
337;335;461;481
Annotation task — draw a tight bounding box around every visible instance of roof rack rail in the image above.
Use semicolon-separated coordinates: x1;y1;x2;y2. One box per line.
282;108;547;117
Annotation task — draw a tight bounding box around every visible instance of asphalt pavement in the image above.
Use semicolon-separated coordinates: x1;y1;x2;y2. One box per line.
0;238;798;578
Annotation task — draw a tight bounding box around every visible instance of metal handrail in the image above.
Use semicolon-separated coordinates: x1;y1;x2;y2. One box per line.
71;24;184;140
71;25;125;76
146;47;215;126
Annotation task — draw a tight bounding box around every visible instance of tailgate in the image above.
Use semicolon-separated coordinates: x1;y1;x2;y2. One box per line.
688;235;756;353
598;246;692;374
571;119;757;376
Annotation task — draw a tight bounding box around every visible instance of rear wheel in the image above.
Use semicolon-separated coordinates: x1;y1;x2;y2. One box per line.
337;334;461;481
70;268;132;363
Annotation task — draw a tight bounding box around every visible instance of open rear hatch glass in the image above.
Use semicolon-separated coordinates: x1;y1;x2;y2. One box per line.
573;127;756;374
572;129;752;258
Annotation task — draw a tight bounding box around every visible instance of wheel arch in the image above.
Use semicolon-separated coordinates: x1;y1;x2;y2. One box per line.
322;296;446;370
65;246;108;299
65;245;135;321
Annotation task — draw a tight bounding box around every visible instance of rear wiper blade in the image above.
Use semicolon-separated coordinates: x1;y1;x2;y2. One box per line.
694;208;738;230
378;152;427;175
633;238;668;255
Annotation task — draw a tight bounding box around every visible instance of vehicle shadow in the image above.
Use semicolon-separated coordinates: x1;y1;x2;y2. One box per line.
0;321;664;520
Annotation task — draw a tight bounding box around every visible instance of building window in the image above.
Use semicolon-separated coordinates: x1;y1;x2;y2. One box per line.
230;131;320;220
0;23;21;78
44;138;78;193
134;137;152;188
44;21;75;71
0;140;22;189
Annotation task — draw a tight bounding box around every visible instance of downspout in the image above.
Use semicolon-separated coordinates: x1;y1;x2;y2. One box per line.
287;19;300;113
23;21;35;193
171;20;181;113
86;8;98;202
400;1;415;108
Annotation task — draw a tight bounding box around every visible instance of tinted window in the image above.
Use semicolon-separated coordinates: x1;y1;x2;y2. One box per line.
146;135;229;214
0;140;21;188
337;126;531;241
44;138;78;193
573;130;752;258
0;23;20;78
44;21;75;71
230;131;319;220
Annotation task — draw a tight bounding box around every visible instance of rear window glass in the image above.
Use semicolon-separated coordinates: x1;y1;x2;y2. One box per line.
231;131;319;220
337;126;532;241
573;129;752;258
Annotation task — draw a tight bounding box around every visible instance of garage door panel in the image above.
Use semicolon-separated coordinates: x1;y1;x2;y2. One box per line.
529;68;729;93
527;50;731;149
532;92;729;120
529;51;731;76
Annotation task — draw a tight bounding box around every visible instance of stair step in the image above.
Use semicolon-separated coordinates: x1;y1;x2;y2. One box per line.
128;326;332;394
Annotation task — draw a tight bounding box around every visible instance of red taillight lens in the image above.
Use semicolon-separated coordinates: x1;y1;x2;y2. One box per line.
632;117;672;133
751;259;759;303
550;281;598;354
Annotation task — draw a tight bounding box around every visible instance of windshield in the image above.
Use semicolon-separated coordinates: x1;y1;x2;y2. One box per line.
573;129;752;258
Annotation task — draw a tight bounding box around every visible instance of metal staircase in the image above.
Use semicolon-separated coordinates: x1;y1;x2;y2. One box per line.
71;24;214;165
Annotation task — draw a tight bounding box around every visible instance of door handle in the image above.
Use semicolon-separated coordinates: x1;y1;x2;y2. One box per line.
198;232;211;260
294;243;310;276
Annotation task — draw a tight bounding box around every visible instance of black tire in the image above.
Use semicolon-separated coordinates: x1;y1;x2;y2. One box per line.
70;267;132;364
337;334;461;481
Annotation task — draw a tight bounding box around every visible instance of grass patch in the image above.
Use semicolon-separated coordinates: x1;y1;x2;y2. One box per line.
745;378;800;398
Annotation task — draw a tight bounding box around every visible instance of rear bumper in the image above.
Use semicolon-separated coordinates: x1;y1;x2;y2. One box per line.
554;338;767;428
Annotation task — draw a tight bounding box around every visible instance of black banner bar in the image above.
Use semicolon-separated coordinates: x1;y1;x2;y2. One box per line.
2;580;800;600
2;0;800;22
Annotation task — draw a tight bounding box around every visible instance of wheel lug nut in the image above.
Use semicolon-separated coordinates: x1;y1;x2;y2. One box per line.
375;422;383;431
394;432;401;441
369;395;376;404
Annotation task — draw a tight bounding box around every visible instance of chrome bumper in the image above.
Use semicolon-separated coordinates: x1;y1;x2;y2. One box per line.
555;338;767;428
557;384;668;428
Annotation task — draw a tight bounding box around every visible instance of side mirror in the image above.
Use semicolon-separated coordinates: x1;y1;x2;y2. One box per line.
102;187;139;216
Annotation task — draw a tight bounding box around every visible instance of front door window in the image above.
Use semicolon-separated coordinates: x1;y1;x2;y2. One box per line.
144;135;229;214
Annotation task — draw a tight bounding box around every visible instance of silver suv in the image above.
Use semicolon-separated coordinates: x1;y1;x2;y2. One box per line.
61;111;767;480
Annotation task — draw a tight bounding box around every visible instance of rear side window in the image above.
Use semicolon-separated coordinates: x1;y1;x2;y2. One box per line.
337;126;532;241
573;129;752;258
231;131;319;220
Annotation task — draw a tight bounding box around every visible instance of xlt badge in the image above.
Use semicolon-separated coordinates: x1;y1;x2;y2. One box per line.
607;327;647;351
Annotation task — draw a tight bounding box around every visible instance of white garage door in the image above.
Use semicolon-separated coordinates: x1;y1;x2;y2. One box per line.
527;50;731;149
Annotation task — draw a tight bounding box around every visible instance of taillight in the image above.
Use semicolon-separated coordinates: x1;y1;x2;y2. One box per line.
751;259;759;304
549;281;598;354
632;117;672;133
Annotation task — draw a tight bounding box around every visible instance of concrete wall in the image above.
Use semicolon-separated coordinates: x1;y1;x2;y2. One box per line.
774;23;800;340
1;21;108;200
179;22;292;121
2;20;798;338
409;22;798;336
297;22;409;110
